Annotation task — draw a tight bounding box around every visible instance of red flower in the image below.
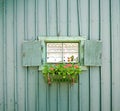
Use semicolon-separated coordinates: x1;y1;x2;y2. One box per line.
64;65;67;68
74;65;79;68
50;67;54;70
66;64;72;67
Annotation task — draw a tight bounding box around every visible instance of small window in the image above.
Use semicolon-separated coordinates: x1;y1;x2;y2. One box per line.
46;42;79;63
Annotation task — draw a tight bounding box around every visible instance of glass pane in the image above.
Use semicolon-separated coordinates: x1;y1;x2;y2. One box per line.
47;43;79;63
47;43;62;63
63;43;78;62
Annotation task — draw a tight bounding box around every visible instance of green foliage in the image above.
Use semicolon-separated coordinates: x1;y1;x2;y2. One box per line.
42;63;82;84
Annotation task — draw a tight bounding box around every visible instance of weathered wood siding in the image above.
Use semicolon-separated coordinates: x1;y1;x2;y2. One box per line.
0;0;120;111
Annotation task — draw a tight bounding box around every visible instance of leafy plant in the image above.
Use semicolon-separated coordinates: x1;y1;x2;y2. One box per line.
42;63;82;84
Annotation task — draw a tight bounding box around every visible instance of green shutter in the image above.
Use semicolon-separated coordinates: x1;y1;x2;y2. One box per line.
84;40;102;66
22;41;41;66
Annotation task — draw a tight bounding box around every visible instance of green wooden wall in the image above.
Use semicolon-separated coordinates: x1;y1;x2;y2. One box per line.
0;0;120;111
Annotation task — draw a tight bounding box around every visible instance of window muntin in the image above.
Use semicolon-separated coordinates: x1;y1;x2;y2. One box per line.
47;43;79;63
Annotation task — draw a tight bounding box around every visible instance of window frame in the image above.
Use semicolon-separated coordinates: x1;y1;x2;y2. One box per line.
38;36;86;65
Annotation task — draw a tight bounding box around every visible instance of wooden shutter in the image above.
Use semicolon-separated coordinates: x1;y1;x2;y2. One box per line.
84;40;102;66
22;41;41;66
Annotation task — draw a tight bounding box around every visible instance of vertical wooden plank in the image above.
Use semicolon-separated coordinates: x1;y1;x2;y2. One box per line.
3;0;7;111
58;1;68;111
101;0;111;110
79;71;89;111
48;0;57;35
79;0;88;36
16;0;26;110
38;0;46;35
49;1;58;111
24;0;28;111
109;0;113;110
46;0;49;36
0;1;4;111
70;0;78;36
49;84;57;111
27;67;37;111
67;1;71;110
89;0;100;111
38;71;47;111
70;84;78;111
35;1;39;111
38;0;47;111
13;0;18;111
27;0;35;39
56;0;60;35
111;0;120;111
59;0;67;35
26;0;37;111
79;0;89;111
90;0;99;38
58;0;70;111
59;83;69;111
90;68;100;111
68;1;79;111
67;0;70;36
6;0;15;110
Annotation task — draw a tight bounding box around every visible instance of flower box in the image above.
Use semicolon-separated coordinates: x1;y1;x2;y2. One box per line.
42;63;82;84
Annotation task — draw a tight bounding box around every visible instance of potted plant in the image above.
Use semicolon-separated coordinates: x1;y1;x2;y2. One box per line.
42;63;82;84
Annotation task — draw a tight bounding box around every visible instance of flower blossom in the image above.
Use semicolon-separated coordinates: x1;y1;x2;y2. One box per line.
74;65;79;68
50;67;54;70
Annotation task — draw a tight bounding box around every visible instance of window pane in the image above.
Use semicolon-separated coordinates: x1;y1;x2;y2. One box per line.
47;43;79;63
47;43;62;63
63;43;78;62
